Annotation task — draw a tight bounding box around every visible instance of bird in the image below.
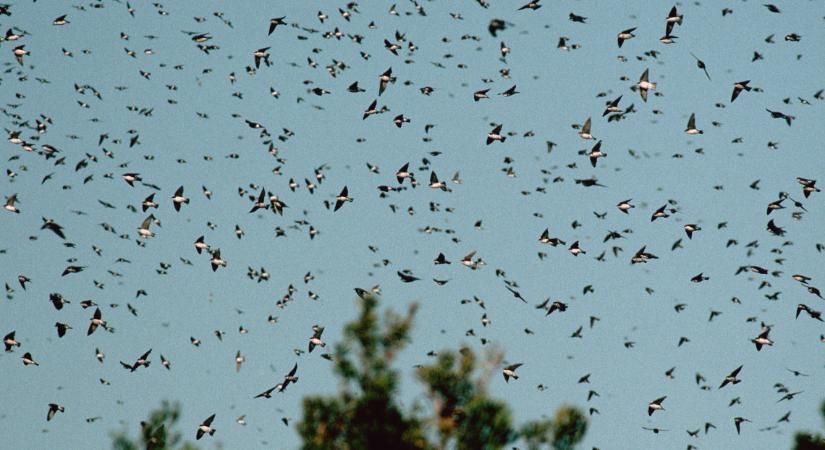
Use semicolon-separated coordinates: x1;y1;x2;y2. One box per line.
719;365;743;388
617;28;636;47
648;396;666;415
685;113;703;134
486;124;505;145
731;80;751;102
4;331;21;352
210;249;227;272
689;53;711;80
635;69;656;102
308;325;325;353
268;16;286;35
120;349;152;372
22;352;39;366
588;141;606;167
502;363;523;382
235;351;245;372
87;308;106;335
47;403;65;421
4;193;20;213
751;328;773;351
734;417;751;434
196;414;216;440
171;186;189;211
334;186;352;211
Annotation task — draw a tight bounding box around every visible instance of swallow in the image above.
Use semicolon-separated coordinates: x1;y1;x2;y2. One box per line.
732;81;752;102
4;193;20;213
142;193;159;212
578;117;594;140
500;85;519;97
685;113;703;134
268;16;286;35
121;349;152;371
276;363;299;392
617;199;634;214
734;417;751;434
538;229;566;246
617;28;636;47
502;363;522;382
396;162;413;184
122;172;142;186
684;224;701;239
568;241;586;256
518;0;541;10
719;365;743;388
13;45;28;65
138;215;155;238
588;141;606;167
429;171;451;192
689;52;710;80
474;89;491;102
751;328;773;351
4;331;20;351
648;396;666;415
308;325;325;353
665;6;683;35
378;67;395;95
194;235;209;254
636;69;656;102
210;249;227;271
486;124;505;145
22;351;39;366
87;308;106;335
766;198;785;215
253;47;271;68
234;350;245;372
171;186;189;211
363;100;380;119
651;205;670;221
766;109;794;126
196;414;216;440
603;95;622;117
334;186;352;211
40;217;66;239
797;177;820;198
47;403;65;421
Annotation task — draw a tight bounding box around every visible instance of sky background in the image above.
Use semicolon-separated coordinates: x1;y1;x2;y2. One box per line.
1;0;824;449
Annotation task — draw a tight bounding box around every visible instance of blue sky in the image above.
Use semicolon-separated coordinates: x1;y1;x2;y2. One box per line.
1;0;824;448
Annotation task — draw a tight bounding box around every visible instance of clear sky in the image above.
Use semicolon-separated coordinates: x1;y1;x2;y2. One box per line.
1;1;824;449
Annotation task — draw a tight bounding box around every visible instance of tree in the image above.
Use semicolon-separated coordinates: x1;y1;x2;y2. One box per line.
297;294;588;450
111;400;200;450
793;400;825;449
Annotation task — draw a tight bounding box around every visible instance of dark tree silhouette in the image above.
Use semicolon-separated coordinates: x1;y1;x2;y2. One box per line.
110;295;589;450
297;294;588;450
793;400;825;449
110;400;199;450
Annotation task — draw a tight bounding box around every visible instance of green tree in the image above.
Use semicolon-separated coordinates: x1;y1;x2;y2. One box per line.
297;294;588;450
111;400;200;450
793;400;825;449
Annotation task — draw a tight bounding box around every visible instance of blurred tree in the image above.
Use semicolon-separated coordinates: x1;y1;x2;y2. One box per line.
110;400;200;450
793;400;825;449
297;294;588;450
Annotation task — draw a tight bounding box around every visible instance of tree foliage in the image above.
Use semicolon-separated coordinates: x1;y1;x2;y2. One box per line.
793;401;825;449
297;294;588;450
110;400;199;450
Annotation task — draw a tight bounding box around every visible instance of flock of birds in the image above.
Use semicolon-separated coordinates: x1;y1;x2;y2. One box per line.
1;1;824;448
